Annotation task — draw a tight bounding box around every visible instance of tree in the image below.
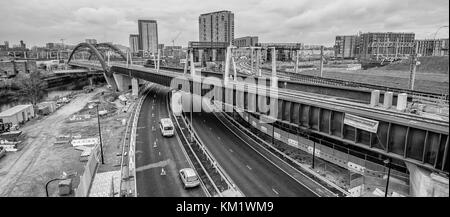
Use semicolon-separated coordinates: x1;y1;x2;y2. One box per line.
13;71;48;105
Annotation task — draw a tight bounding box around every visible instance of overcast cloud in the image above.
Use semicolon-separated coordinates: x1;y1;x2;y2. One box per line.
0;0;448;47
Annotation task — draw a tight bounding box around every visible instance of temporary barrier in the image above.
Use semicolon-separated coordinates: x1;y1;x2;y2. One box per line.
75;144;100;197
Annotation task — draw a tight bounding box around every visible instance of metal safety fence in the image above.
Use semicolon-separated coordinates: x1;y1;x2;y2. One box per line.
233;110;411;197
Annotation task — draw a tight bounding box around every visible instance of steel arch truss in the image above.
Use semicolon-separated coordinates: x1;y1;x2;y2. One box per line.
68;42;127;76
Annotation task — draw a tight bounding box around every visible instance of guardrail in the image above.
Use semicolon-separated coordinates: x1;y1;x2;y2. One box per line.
172;110;220;196
125;84;152;197
183;112;243;197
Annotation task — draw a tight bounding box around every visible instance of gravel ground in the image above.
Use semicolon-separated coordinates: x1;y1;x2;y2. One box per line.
0;87;128;197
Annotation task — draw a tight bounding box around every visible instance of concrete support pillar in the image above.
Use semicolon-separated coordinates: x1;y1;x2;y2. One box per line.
190;50;195;77
157;49;160;72
256;49;261;77
198;49;204;67
89;77;94;86
183;50;189;74
271;47;278;88
212;49;217;62
319;46;324;77
224;46;231;85
113;74;132;92
295;50;299;74
383;92;394;109
397;93;408;111
250;47;254;75
370;90;380;107
126;51;129;67
232;56;237;81
153;52;157;70
406;162;449;197
107;51;110;67
132;78;139;97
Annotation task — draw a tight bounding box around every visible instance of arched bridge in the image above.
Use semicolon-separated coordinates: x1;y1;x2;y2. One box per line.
67;42;129;90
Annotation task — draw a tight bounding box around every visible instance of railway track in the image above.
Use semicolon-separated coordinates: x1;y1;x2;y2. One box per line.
238;60;449;105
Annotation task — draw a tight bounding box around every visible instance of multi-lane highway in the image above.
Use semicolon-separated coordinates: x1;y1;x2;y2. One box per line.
190;111;318;197
135;85;205;197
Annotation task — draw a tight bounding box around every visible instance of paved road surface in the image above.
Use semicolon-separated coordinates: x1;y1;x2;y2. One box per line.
135;85;205;197
191;111;317;197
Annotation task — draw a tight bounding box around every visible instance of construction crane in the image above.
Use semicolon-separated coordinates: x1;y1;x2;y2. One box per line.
171;31;182;47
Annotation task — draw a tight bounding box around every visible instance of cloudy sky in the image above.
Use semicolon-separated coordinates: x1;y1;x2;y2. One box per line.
0;0;448;48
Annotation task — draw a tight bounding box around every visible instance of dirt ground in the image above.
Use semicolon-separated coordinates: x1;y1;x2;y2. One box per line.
0;87;129;197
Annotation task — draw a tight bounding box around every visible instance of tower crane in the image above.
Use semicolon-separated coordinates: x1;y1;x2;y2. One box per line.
171;31;182;47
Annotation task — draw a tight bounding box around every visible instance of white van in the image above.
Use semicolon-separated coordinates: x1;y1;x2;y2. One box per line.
159;118;174;137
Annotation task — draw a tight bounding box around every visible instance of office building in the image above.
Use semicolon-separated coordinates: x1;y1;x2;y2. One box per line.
233;36;258;47
358;32;416;61
129;34;139;54
416;38;449;56
138;19;158;55
199;10;234;45
334;35;359;59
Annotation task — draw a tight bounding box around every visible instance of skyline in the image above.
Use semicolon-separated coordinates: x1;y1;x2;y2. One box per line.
0;0;449;48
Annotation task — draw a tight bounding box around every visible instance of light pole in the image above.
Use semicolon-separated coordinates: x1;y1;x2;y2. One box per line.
312;140;316;169
384;158;391;197
91;102;105;164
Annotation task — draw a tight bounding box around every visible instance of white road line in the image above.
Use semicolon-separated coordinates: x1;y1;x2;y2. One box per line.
246;165;252;170
272;188;279;195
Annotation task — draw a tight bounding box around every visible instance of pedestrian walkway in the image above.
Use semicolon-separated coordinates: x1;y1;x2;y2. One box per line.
89;170;121;197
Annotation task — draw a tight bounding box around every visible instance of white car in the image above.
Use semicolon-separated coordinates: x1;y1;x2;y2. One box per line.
159;118;174;137
179;168;200;189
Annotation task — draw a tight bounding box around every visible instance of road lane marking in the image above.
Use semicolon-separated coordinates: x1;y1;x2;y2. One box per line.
272;188;279;195
246;165;252;170
135;159;170;172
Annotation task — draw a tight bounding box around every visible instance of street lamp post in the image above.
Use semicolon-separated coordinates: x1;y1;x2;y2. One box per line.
272;123;275;145
312;140;316;169
384;158;391;197
96;104;105;164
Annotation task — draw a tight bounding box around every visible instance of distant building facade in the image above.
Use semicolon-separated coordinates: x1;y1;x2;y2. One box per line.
129;34;139;54
233;36;258;47
0;41;9;51
334;35;359;59
85;39;97;44
199;10;234;45
357;32;416;61
257;43;303;61
45;43;65;50
416;38;449;56
138;19;158;55
188;41;228;63
163;46;182;58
